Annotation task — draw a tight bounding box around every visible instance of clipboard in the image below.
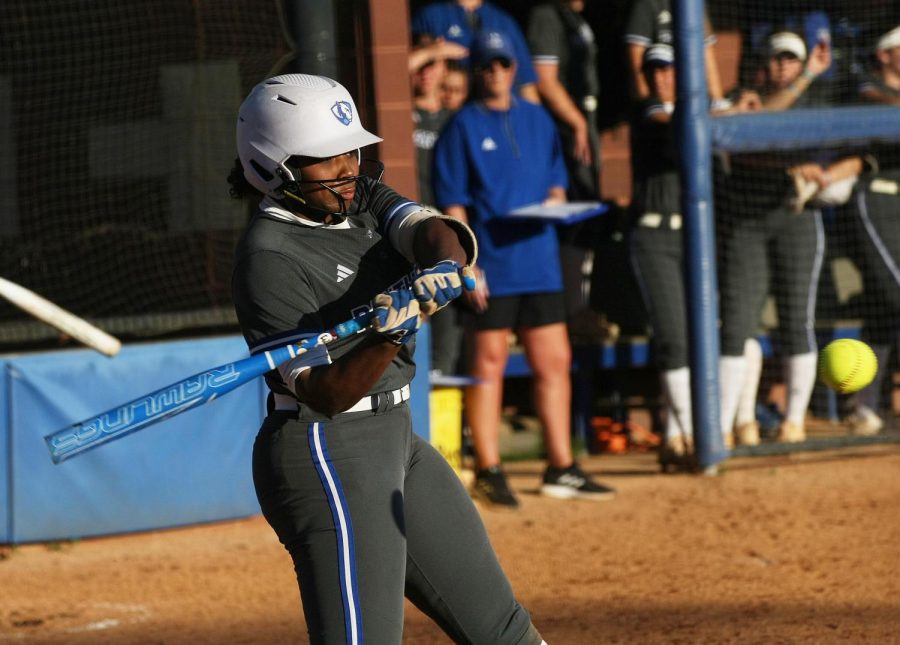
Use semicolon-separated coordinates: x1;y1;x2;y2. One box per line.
505;201;609;224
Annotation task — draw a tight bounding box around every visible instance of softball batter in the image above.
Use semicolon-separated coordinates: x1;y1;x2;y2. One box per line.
229;74;544;644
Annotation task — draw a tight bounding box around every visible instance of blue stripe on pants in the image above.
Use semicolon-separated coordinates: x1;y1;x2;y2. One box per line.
307;421;363;645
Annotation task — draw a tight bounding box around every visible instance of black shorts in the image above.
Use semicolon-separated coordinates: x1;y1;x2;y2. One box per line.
466;291;566;331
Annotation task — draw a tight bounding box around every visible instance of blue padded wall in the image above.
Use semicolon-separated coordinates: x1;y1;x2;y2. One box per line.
1;331;432;544
1;337;264;544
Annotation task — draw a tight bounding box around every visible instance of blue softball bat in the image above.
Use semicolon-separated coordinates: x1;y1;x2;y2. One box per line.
44;314;372;464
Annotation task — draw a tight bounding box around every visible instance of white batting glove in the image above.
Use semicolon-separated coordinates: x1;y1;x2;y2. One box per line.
413;261;477;315
373;289;422;345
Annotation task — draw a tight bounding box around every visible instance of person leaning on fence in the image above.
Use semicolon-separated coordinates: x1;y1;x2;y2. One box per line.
859;25;900;105
628;44;761;468
839;25;900;434
808;23;900;436
433;30;616;509
716;31;833;446
627;44;693;466
227;73;546;644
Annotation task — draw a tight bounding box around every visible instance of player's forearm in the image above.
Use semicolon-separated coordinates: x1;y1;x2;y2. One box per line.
412;217;469;267
628;44;650;101
762;74;813;111
860;88;900;105
535;69;588;132
295;334;401;416
824;156;864;184
705;45;724;101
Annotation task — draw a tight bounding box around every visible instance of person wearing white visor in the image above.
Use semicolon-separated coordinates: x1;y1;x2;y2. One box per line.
762;30;831;111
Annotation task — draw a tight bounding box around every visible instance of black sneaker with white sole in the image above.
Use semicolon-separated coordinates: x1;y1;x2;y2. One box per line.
472;466;520;510
540;464;616;501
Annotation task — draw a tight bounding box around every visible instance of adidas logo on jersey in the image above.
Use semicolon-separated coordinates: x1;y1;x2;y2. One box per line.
481;137;497;151
336;264;355;282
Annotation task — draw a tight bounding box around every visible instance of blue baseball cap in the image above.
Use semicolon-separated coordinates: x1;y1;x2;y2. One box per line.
471;30;517;67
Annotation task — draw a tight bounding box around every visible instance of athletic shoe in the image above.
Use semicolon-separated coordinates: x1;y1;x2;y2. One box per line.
777;421;806;443
847;405;883;436
658;435;694;473
735;421;761;446
472;466;520;510
540;464;616;501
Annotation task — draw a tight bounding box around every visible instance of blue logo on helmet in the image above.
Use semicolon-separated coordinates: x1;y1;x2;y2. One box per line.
331;101;353;126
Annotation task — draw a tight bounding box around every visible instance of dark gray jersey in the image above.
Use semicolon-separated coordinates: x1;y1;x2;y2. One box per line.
232;178;420;401
413;106;451;206
527;3;599;105
624;0;715;48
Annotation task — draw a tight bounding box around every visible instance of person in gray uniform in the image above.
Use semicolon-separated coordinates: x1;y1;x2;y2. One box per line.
627;44;694;468
811;24;900;435
228;74;544;645
629;44;760;468
716;31;833;445
527;0;602;323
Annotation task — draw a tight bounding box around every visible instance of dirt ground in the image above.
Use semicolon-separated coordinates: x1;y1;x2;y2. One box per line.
3;444;900;644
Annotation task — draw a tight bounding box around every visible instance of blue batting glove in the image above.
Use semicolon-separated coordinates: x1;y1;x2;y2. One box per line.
373;289;422;345
413;260;468;315
460;265;477;292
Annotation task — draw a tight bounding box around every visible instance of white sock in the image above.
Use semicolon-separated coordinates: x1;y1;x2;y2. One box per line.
736;338;763;427
720;355;748;437
662;367;692;441
784;352;817;427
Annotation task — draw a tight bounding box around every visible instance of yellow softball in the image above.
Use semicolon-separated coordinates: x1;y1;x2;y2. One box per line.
818;339;878;394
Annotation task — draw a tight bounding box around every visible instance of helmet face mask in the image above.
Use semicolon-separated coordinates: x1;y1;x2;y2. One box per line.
279;153;385;221
236;74;383;220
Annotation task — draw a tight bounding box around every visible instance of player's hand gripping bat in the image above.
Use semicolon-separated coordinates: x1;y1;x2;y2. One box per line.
44;267;476;464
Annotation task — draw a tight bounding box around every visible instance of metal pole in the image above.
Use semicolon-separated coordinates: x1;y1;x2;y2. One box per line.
673;0;727;472
282;0;339;78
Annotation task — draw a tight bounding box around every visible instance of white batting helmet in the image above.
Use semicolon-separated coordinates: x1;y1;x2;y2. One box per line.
236;74;382;196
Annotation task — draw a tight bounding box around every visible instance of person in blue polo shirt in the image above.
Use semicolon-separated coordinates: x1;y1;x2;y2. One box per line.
412;0;540;103
433;29;616;509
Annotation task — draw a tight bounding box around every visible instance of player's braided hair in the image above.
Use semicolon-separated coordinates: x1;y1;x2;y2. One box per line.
227;157;262;200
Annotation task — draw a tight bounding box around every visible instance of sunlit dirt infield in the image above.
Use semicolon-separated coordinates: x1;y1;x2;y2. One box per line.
3;445;900;644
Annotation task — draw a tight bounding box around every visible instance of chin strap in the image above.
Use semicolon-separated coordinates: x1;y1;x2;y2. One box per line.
281;184;348;225
274;157;383;225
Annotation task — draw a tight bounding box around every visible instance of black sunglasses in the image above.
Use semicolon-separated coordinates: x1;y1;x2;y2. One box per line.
476;57;513;72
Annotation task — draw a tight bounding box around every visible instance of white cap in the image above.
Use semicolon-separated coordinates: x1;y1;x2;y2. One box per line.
876;25;900;51
768;32;807;61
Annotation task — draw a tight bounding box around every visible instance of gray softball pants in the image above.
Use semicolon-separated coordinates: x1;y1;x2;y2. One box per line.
718;205;825;357
630;219;690;370
851;180;900;343
252;402;542;645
